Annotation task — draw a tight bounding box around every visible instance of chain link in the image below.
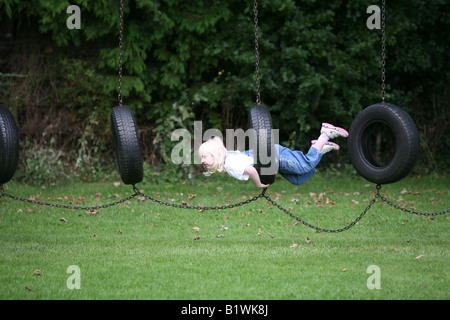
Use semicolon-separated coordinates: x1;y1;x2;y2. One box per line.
254;0;261;105
262;192;378;233
375;184;449;216
117;0;124;106
132;185;266;211
380;0;386;102
1;183;447;230
0;184;139;211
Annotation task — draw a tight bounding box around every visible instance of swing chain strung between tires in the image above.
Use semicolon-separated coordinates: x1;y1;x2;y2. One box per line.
261;189;378;233
0;183;264;213
259;184;448;233
131;185;266;211
0;184;140;211
375;184;449;216
117;0;125;106
1;183;447;232
254;0;261;105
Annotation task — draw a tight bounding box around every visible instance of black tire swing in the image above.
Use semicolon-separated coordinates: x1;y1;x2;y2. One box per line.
110;0;143;186
0;105;20;185
248;0;276;186
348;0;419;185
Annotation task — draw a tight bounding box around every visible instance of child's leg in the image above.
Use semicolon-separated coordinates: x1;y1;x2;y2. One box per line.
278;145;322;175
312;123;348;153
277;145;322;185
311;140;340;154
276;123;348;185
311;132;329;151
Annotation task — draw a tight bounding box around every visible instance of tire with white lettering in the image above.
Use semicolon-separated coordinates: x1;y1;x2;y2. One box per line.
348;103;419;184
0;106;20;185
111;105;143;185
248;104;276;185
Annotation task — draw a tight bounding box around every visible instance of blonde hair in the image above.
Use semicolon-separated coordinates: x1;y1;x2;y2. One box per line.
198;137;228;176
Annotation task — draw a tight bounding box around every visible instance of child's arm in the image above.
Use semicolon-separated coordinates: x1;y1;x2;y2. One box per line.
244;165;270;188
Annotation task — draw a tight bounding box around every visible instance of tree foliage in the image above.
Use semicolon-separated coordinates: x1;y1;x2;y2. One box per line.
1;0;449;182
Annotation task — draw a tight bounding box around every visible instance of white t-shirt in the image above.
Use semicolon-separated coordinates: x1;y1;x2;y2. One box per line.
224;151;254;181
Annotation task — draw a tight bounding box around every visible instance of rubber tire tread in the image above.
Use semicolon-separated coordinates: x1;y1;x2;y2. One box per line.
111;106;143;185
347;103;419;185
248;105;276;185
0;106;20;184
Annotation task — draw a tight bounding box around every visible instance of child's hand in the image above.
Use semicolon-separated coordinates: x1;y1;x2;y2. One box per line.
255;182;270;188
244;166;270;188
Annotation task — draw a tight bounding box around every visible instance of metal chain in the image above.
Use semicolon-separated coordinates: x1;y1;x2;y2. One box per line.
262;192;378;233
376;184;449;216
133;185;266;211
117;0;124;106
2;182;447;230
261;184;448;232
380;0;386;102
254;0;261;105
0;183;265;212
0;184;139;211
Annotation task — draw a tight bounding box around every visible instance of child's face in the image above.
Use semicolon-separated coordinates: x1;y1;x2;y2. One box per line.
200;152;214;170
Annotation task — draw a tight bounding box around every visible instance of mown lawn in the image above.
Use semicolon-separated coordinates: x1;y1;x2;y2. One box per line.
0;173;448;301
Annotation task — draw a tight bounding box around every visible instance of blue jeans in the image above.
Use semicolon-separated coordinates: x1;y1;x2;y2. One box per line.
244;144;323;185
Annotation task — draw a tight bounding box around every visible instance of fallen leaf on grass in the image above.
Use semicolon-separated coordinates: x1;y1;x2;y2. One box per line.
192;226;200;232
342;267;348;272
59;217;69;223
117;229;123;235
33;269;41;276
188;194;197;201
256;228;262;236
25;286;32;291
193;235;200;240
290;241;299;248
216;234;225;238
305;236;313;245
415;254;423;260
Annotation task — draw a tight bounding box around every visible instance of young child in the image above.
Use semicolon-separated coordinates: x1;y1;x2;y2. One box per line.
199;123;348;188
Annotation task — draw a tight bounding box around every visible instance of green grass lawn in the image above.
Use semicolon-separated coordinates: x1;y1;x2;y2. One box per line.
0;173;448;300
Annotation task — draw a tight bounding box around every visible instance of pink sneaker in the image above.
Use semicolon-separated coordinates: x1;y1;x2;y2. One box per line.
321;123;349;139
311;140;340;154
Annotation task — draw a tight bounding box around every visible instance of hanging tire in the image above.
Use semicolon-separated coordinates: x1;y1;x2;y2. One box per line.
0;106;20;185
248;104;276;185
111;105;143;185
347;103;419;185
